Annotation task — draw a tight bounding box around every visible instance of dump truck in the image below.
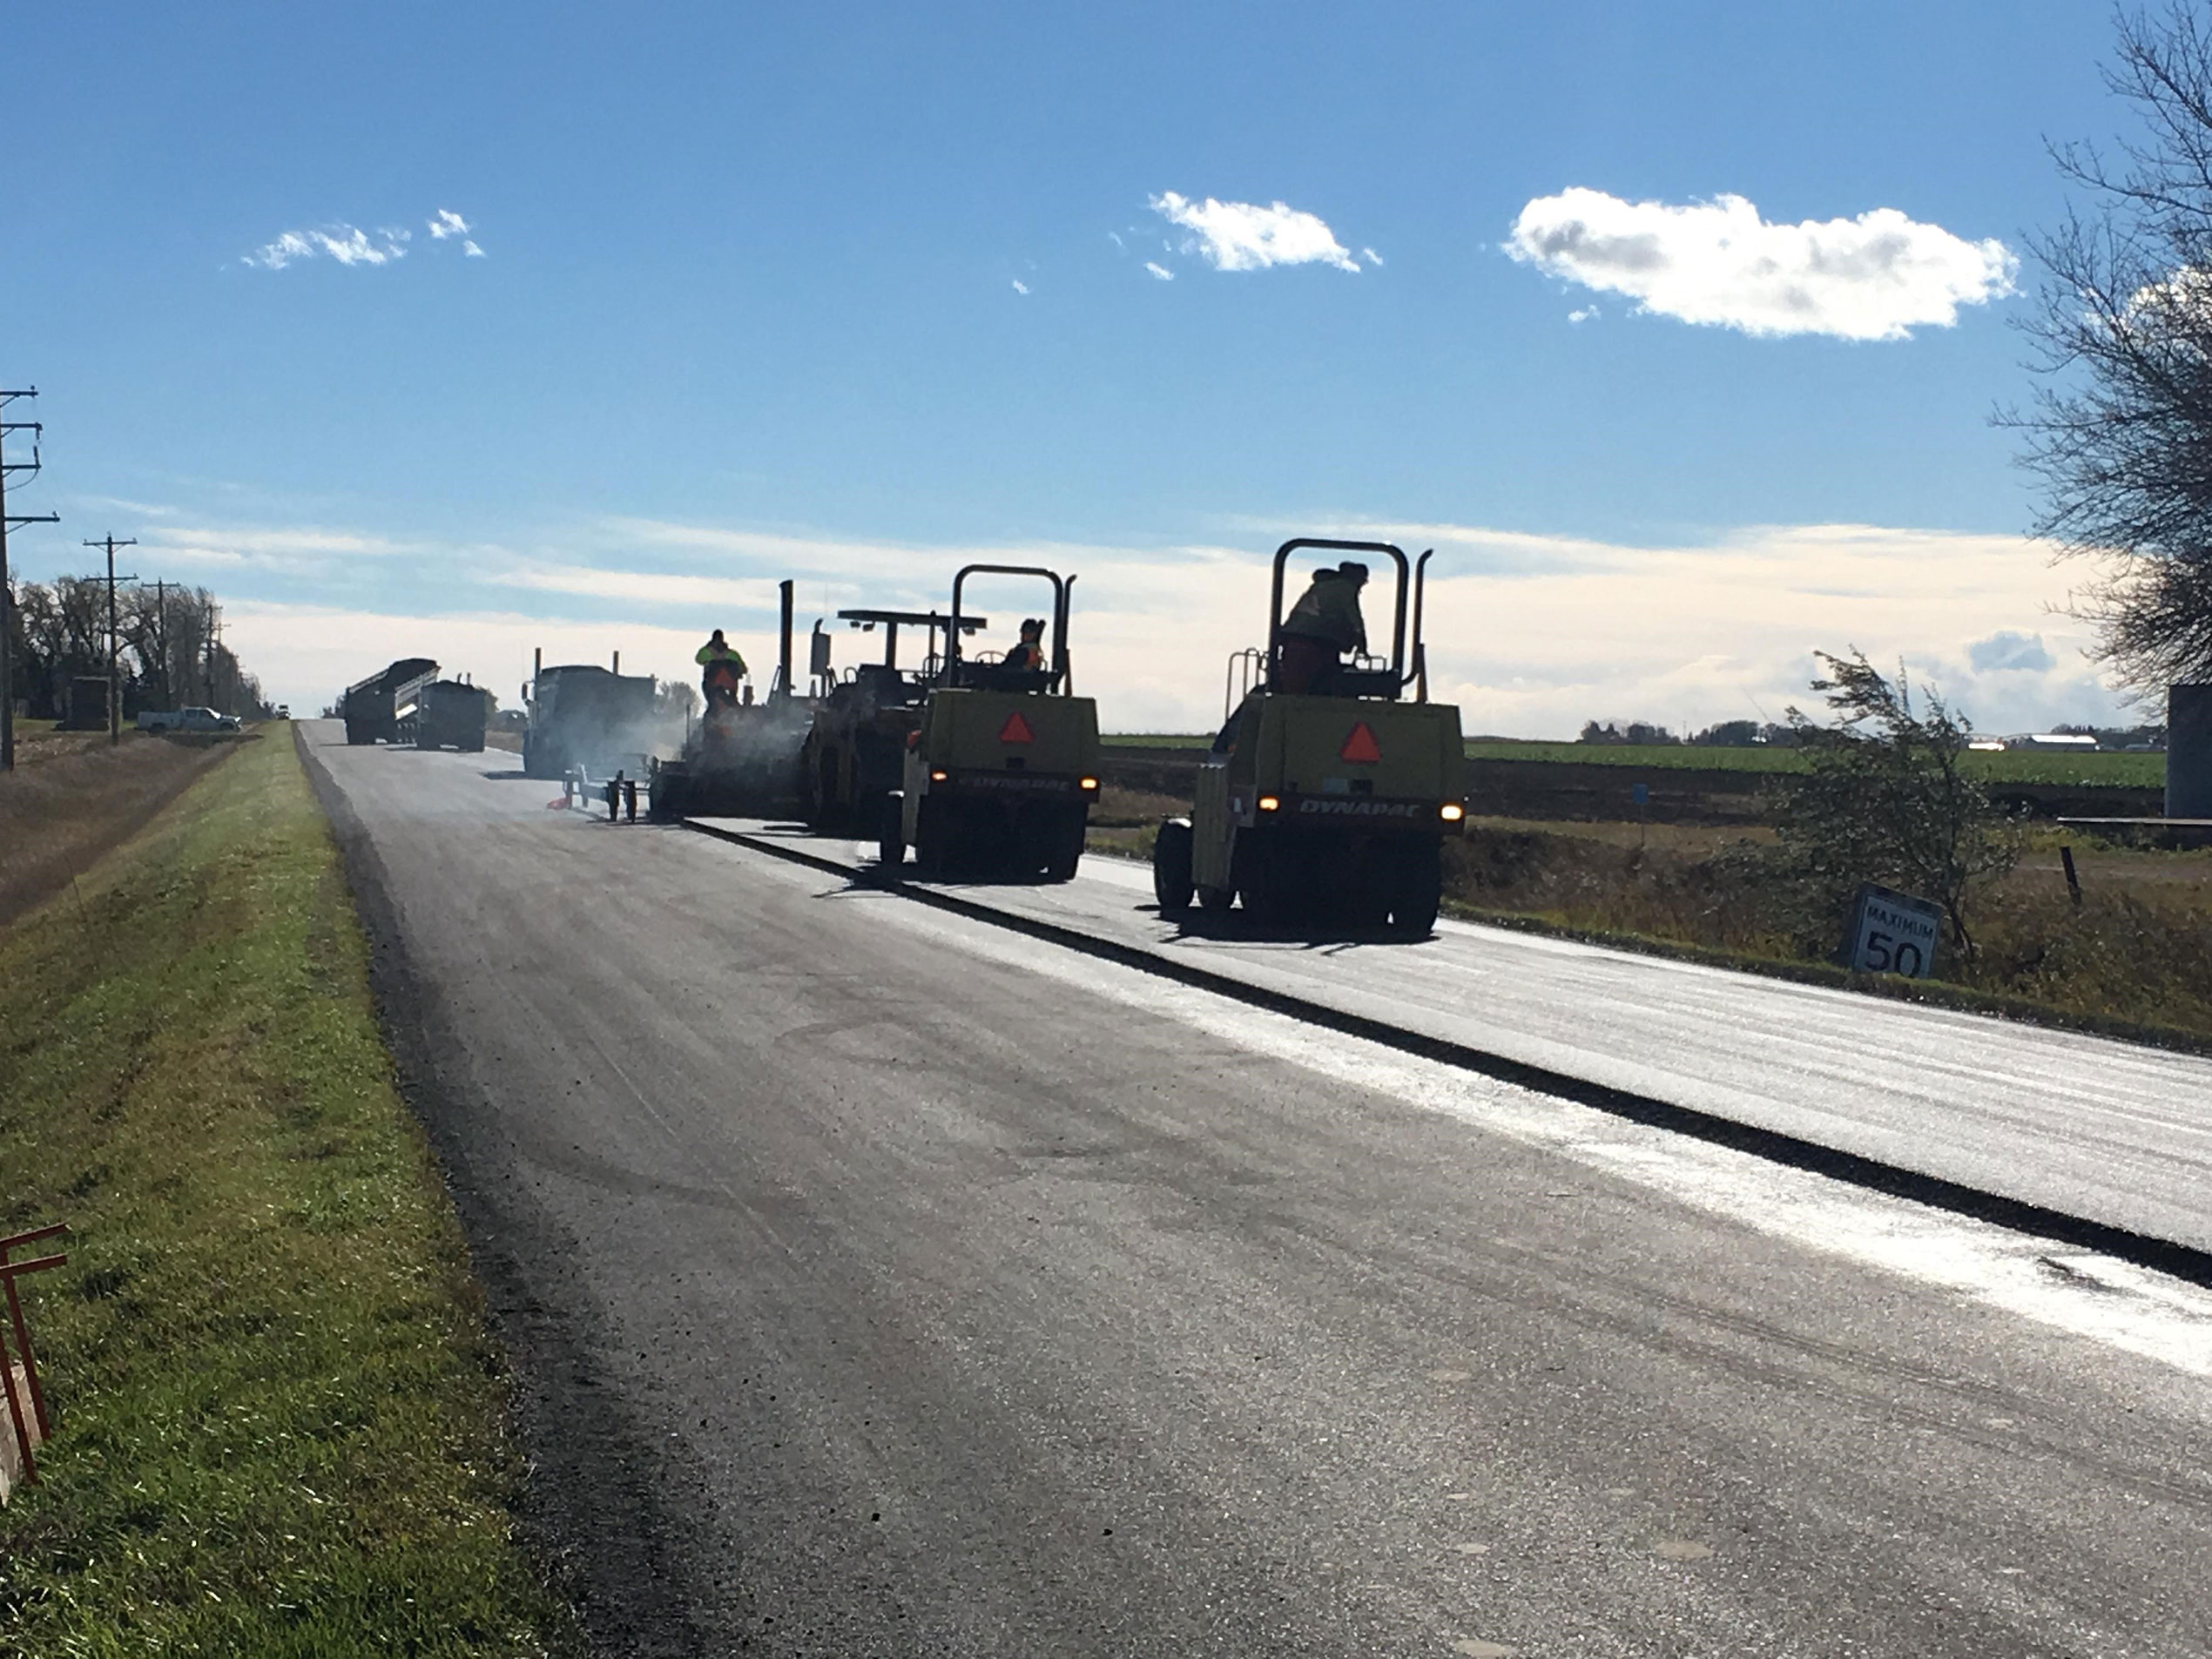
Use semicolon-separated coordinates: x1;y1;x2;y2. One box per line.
1152;538;1463;938
341;658;439;745
650;581;816;819
878;564;1101;882
413;678;493;752
520;657;658;780
799;603;985;832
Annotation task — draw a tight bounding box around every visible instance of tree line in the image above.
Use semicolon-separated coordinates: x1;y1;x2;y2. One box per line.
4;577;268;722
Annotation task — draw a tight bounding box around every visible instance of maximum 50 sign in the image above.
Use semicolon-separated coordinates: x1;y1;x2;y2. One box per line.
1847;885;1942;979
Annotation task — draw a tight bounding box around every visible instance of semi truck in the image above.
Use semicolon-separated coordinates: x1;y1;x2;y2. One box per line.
520;656;659;780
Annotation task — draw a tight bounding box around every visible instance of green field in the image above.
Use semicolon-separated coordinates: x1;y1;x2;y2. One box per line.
1105;733;2167;788
0;729;572;1656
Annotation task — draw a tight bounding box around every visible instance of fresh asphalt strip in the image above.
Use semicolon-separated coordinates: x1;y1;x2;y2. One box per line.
685;816;2212;1292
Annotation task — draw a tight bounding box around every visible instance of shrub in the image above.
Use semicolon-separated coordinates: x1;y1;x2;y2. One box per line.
1771;651;2022;960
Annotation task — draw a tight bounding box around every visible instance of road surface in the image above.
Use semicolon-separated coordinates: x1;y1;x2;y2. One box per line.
697;818;2212;1260
301;725;2212;1657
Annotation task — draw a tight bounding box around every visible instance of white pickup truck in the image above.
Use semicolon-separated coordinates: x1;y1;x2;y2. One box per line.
136;707;240;733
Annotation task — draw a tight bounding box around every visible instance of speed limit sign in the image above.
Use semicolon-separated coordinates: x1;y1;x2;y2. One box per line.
1845;884;1942;979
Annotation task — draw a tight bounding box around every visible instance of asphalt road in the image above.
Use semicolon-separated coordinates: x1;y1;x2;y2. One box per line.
698;819;2212;1258
301;725;2212;1657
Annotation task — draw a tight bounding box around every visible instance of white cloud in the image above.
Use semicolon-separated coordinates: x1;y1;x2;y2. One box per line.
1968;630;2057;673
246;210;484;270
1149;192;1360;273
1011;279;1029;294
199;509;2122;738
1506;188;2016;341
245;224;411;270
1143;262;1175;282
1360;247;1383;267
485;561;780;610
1568;307;1598;325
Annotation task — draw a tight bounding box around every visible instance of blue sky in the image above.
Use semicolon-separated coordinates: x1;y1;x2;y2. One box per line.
6;2;2142;731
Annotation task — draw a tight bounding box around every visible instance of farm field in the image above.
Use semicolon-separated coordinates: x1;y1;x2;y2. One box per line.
1104;733;2168;788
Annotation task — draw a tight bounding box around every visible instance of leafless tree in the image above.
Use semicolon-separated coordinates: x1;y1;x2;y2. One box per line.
2008;3;2212;695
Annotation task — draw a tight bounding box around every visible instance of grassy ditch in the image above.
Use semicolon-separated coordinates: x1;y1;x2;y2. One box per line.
0;725;248;931
1446;819;2212;1045
0;726;572;1656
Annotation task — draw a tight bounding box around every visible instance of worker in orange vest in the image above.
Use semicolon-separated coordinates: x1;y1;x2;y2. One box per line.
1002;617;1048;672
696;630;747;706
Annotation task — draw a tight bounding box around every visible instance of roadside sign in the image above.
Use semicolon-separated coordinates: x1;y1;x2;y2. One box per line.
1845;884;1941;979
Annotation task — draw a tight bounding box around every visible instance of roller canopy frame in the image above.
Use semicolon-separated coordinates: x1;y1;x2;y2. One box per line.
1264;537;1434;702
945;563;1074;691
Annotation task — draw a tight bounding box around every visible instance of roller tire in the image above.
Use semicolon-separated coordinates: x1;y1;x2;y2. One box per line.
879;795;907;877
1386;840;1444;940
1152;819;1194;916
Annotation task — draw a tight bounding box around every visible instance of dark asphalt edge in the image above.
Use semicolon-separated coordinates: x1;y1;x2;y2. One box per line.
299;728;718;1656
686;817;2212;1293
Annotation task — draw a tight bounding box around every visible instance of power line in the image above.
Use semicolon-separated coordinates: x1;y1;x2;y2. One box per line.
0;388;60;772
81;536;138;745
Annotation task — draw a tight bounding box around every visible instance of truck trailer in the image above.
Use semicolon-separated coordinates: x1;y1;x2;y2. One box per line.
341;658;439;745
413;679;493;752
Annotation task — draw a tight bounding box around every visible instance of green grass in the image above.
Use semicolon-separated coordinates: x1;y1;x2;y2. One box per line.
1106;733;2167;787
0;728;573;1656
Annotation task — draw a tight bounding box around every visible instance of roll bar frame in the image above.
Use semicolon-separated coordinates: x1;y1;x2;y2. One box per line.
946;563;1074;691
1265;537;1435;701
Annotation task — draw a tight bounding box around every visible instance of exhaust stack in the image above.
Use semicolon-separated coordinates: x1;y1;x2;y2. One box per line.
778;580;795;702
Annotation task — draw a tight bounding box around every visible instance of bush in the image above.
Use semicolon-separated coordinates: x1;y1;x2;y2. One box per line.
1771;652;2021;960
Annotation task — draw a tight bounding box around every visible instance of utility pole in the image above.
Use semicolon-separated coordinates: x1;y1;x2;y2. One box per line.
81;537;138;745
1;388;60;772
147;579;168;708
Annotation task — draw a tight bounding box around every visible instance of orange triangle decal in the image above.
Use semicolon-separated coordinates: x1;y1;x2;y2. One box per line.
1339;721;1382;764
998;711;1035;744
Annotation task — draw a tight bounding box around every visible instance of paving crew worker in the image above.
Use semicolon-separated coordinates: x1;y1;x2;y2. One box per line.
1274;560;1369;694
1002;617;1048;672
696;629;748;706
